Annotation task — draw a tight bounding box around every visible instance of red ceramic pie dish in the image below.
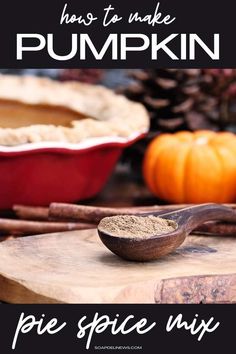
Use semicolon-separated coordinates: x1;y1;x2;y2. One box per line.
0;132;146;209
0;75;149;209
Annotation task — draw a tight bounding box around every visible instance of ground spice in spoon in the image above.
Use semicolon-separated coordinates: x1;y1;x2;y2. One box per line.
98;215;177;239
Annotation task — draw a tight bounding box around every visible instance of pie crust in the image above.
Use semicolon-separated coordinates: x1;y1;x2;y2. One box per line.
0;75;149;146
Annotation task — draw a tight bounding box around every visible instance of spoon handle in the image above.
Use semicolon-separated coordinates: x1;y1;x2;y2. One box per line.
159;203;236;232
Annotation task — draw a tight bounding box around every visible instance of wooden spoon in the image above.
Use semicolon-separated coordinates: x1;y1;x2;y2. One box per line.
97;204;236;261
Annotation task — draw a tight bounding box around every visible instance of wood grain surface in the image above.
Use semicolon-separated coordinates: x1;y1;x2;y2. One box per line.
0;229;235;304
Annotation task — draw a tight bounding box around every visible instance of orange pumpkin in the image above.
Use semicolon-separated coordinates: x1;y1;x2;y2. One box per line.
143;130;236;203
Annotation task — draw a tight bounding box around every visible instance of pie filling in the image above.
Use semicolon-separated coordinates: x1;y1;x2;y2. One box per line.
0;100;87;129
0;75;149;146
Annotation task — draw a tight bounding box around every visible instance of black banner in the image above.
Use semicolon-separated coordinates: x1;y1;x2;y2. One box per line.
0;304;234;354
0;0;235;68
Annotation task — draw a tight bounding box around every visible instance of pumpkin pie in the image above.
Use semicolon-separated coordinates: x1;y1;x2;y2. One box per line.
0;75;149;146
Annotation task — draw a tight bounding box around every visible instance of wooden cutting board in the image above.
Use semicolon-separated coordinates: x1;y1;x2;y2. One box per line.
0;229;235;304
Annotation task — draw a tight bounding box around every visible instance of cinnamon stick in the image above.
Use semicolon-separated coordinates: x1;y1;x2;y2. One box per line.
49;203;167;223
1;214;235;237
13;205;49;221
0;218;95;236
49;202;236;223
193;221;236;236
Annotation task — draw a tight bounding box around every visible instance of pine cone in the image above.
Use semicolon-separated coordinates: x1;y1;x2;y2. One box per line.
59;69;104;84
119;69;236;178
